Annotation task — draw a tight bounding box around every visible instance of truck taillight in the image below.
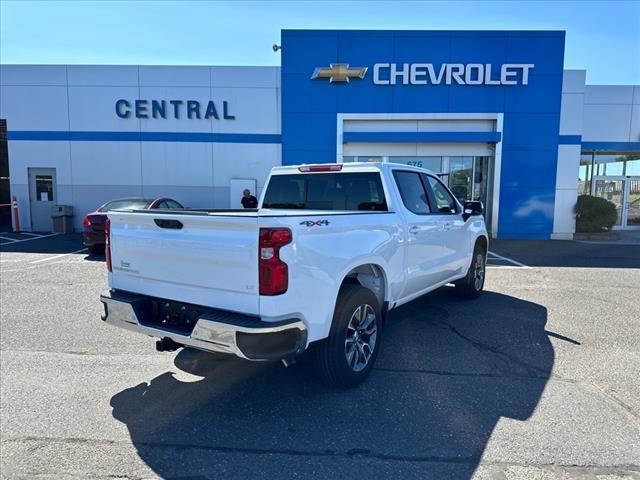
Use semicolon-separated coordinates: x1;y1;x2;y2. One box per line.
298;164;343;172
82;215;91;228
105;218;112;272
259;228;291;296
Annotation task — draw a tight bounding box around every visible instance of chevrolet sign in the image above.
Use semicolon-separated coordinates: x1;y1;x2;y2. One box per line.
373;63;534;85
312;62;535;86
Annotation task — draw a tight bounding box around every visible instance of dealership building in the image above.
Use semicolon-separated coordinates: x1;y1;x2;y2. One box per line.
1;29;639;238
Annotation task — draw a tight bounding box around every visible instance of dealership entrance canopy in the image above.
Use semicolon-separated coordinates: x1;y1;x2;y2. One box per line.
1;30;639;237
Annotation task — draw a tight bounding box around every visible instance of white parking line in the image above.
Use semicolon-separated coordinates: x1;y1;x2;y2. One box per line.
0;236;17;242
0;233;59;244
486;265;529;269
29;248;88;264
487;250;532;269
18;232;45;237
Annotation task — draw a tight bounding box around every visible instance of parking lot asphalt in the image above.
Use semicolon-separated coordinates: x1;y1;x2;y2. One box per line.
1;234;639;480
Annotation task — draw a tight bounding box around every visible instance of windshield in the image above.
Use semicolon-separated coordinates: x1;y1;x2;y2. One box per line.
262;172;387;211
99;199;153;212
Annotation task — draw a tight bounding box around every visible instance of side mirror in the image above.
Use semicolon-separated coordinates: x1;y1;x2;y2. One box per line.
462;200;483;221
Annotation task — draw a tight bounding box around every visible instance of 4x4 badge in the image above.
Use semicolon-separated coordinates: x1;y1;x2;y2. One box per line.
300;220;330;227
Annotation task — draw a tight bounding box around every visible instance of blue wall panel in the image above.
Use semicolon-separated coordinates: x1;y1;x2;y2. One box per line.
499;151;558;189
281;30;565;239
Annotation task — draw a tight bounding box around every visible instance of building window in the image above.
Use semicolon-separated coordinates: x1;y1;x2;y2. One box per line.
579;152;594;195
591;152;640;177
35;175;54;201
342;156;383;163
580;151;640;197
388;156;442;172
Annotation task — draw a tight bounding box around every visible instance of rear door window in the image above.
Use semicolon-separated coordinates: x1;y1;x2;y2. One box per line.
165;200;183;209
262;172;387;211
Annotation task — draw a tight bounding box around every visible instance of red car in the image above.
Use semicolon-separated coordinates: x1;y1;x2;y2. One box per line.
82;197;183;254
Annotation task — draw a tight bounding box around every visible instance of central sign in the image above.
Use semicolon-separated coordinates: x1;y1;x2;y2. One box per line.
115;99;235;120
311;63;535;86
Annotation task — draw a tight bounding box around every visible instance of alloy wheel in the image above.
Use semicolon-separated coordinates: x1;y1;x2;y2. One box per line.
344;304;378;372
474;252;485;290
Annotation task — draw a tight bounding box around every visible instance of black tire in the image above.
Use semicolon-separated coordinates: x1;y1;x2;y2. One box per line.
312;285;382;388
455;242;486;299
88;244;104;255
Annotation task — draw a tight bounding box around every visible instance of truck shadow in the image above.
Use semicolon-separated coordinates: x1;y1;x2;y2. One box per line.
110;287;556;479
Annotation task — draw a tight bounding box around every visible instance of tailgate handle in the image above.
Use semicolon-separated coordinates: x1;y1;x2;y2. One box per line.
154;219;183;229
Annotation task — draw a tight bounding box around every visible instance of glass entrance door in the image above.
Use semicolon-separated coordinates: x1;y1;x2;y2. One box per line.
592;176;640;229
626;177;640;228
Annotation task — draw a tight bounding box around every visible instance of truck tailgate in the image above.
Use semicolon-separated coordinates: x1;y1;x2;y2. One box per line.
107;211;260;315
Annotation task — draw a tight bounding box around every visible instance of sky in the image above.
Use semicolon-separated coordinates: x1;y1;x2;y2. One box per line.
1;0;639;85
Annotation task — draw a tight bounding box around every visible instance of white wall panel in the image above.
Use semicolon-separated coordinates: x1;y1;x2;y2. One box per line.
562;70;586;94
211;66;279;89
212;143;280;189
70;141;142;185
138;87;213;133
345;120;418;132
139;66;210;87
552;145;581;239
141;142;213;186
68;86;141;131
417;143;494;156
582;104;632;141
140;185;220;209
552;188;577;239
417;119;495;132
584;85;634;105
8;141;72;184
343;142;417;156
210;87;280;134
633;86;640;105
0;65;67;86
629;105;640;142
559;93;584;135
1;86;69;130
67;65;138;86
555;144;581;190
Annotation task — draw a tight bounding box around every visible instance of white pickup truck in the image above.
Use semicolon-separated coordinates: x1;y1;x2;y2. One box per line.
100;162;488;387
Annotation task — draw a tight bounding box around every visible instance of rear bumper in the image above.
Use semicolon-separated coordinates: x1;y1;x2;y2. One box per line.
82;231;105;247
100;290;308;361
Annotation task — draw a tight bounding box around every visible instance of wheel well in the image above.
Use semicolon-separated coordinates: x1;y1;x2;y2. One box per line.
475;235;488;253
340;264;387;311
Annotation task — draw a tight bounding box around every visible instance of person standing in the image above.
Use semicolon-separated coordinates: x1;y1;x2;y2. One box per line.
241;189;258;209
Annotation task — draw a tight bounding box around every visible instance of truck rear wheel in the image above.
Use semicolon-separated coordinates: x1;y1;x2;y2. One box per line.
312;285;382;388
455;243;486;299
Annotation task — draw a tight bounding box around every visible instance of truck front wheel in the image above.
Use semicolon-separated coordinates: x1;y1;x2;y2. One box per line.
455;243;486;299
312;285;382;388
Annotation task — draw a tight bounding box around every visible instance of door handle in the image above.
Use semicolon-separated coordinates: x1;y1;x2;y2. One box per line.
443;222;453;230
409;225;420;235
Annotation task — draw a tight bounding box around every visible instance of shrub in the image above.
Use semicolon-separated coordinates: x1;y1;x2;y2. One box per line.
574;195;618;233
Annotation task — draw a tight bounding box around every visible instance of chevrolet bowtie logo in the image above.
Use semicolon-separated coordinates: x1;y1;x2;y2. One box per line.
311;64;368;83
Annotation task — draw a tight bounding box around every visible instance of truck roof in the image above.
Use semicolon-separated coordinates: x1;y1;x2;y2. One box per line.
270;162;437;175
